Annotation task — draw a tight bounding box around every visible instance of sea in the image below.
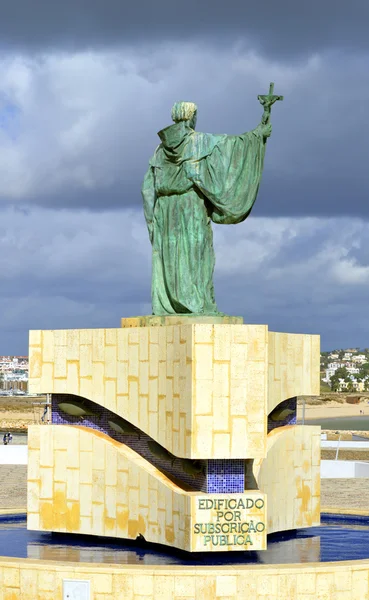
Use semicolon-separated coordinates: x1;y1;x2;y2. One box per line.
299;417;369;431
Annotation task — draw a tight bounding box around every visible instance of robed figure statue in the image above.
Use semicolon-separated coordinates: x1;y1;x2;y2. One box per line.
142;86;282;316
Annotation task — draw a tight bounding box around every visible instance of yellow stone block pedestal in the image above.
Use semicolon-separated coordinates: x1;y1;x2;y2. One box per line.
28;425;267;552
27;317;320;553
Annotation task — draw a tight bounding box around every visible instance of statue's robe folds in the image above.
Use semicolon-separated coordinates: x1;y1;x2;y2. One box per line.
142;121;267;315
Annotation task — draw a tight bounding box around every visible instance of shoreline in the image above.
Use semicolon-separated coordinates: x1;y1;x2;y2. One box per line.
1;401;368;428
297;401;369;420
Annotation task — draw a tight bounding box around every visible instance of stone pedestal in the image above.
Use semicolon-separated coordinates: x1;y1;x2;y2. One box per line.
121;315;244;327
27;317;321;552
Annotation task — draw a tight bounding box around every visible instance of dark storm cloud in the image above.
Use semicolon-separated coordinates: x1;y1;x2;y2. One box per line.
0;0;368;57
256;171;369;219
0;44;367;219
16;48;368;220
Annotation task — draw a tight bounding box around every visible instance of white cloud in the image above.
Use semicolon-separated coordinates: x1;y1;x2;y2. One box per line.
331;259;369;285
214;217;304;275
0;207;368;352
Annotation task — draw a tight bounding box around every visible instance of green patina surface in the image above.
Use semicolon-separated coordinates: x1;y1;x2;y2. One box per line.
142;85;282;316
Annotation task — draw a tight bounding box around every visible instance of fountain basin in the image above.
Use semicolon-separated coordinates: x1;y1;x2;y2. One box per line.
0;511;368;599
1;512;369;565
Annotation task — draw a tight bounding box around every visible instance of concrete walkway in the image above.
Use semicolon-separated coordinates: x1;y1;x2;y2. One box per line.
321;478;369;511
0;465;27;509
0;445;27;465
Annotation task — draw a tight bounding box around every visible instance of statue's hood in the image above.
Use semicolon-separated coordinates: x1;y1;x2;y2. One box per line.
158;121;191;149
150;122;226;167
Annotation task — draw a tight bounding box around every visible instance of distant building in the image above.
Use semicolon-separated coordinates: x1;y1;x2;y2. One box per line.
0;356;28;391
327;362;343;370
346;367;360;375
352;355;368;364
324;368;336;382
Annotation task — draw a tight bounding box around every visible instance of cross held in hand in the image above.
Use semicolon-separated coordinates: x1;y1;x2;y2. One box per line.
258;82;283;124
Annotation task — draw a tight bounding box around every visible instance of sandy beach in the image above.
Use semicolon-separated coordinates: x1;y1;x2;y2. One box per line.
0;396;46;431
297;401;369;420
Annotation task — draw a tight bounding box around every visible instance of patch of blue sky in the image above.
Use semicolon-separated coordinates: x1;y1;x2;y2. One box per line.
0;103;21;140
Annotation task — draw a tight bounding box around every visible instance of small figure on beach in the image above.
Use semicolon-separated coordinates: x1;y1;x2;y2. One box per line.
41;404;48;422
2;432;12;445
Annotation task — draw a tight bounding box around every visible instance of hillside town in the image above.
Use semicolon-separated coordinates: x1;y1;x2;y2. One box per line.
0;356;28;394
321;348;369;392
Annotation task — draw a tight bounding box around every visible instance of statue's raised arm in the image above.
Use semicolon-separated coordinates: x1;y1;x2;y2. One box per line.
251;82;283;141
142;89;283;317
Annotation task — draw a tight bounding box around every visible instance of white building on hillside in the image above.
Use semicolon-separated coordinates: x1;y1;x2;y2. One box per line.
352;355;368;364
325;365;360;383
324;368;336;382
346;367;360;375
327;362;343;370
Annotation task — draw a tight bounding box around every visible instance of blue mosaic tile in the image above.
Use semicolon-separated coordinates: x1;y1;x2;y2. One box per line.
52;394;207;491
52;394;247;494
206;460;244;493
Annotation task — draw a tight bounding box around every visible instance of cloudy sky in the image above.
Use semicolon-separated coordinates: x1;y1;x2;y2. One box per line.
0;0;368;354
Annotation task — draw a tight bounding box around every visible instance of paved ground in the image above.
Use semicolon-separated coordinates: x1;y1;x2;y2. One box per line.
1;465;369;513
0;465;27;509
321;478;369;511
